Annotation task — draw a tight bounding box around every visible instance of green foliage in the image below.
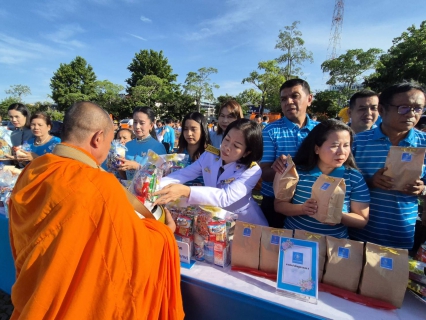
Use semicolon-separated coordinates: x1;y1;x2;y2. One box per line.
183;67;219;112
50;56;97;111
321;48;383;92
0;96;19;119
126;49;177;91
275;21;313;79
94;80;125;116
366;21;426;91
242;60;285;114
310;90;347;119
46;110;65;121
161;91;197;121
5;85;31;101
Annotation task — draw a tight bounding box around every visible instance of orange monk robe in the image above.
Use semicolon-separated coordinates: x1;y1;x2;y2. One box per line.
9;147;184;319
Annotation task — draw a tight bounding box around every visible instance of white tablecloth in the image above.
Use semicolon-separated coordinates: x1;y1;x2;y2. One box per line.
181;261;426;320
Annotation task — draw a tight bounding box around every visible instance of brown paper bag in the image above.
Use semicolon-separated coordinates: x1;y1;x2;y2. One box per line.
231;221;262;270
384;146;426;191
322;237;364;292
259;227;293;274
311;174;346;224
359;243;409;308
273;155;299;201
294;230;326;282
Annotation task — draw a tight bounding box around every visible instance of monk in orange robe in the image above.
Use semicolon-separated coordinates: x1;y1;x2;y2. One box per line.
9;101;184;319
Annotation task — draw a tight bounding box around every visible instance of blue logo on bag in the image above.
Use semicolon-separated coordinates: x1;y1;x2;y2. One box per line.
243;227;251;237
271;235;280;245
320;182;331;190
401;152;412;162
292;252;303;264
380;257;393;270
337;247;350;259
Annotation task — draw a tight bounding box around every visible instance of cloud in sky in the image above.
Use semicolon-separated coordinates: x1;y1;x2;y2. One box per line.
140;15;152;23
43;24;85;48
0;33;63;65
127;33;147;41
184;0;263;41
34;0;79;20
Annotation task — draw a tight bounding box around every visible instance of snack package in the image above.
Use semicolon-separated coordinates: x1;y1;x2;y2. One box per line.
160;153;189;175
175;214;194;237
322;236;364;292
0;127;12;159
231;221;262;270
359;243;409;308
259;227;293;274
415;243;426;263
311;174;345;224
273;155;299;201
106;140;127;173
294;230;326;282
214;242;230;267
384;146;426;191
14;140;31;158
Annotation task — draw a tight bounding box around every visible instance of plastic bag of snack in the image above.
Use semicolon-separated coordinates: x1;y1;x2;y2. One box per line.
106;140;127;173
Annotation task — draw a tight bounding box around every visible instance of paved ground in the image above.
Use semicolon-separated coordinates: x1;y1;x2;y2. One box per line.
0;290;12;320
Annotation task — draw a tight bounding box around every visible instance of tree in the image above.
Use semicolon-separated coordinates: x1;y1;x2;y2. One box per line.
275;21;314;79
236;89;262;114
183;67;219;112
0;96;19;118
242;60;285;115
321;48;383;95
50;56;97;111
310;90;347;119
126;49;177;92
366;21;426;91
5;85;31;101
94;80;125;115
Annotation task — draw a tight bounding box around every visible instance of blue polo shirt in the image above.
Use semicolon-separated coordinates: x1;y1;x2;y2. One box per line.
284;165;370;238
260;116;318;197
349;126;426;249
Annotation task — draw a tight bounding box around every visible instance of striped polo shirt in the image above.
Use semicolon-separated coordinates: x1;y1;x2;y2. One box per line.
349;126;426;249
260;116;318;197
285;166;370;238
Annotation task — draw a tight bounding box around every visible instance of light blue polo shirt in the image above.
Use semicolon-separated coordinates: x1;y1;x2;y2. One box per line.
349;125;426;249
284;165;370;238
260;116;318;197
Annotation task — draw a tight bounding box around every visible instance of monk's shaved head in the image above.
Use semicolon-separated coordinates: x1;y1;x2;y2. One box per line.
62;101;113;143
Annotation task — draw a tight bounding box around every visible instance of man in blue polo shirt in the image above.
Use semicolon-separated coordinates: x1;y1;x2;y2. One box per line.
260;79;319;228
350;82;426;249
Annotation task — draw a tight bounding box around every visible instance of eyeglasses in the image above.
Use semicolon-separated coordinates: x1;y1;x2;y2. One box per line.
387;104;425;115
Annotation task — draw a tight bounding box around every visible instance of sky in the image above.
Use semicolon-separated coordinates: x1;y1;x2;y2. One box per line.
1;0;425;105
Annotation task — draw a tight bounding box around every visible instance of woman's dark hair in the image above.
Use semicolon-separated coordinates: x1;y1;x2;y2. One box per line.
133;106;157;140
222;118;263;166
8;103;31;127
216;100;244;135
115;128;135;140
293;119;357;171
178;112;211;161
30;111;52;128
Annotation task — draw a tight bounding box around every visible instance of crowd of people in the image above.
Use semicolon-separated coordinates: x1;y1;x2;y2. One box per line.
6;77;426;318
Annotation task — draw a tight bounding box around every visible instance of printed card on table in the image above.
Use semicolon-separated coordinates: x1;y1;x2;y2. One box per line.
276;237;319;304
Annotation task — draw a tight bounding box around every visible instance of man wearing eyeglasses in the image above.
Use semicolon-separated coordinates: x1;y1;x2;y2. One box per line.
350;82;426;250
348;89;379;134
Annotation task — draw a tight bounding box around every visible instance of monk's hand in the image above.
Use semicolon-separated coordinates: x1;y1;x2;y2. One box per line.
302;199;317;216
370;167;394;190
402;179;425;195
153;184;190;206
271;155;287;175
117;158;139;171
164;207;176;232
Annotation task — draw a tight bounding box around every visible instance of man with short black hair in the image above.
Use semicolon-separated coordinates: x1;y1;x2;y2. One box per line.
348;89;379;133
254;114;263;125
260;79;319;228
350;82;426;249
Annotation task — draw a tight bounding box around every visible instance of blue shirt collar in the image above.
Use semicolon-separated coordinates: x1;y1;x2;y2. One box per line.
283;115;317;131
372;124;416;145
309;165;345;178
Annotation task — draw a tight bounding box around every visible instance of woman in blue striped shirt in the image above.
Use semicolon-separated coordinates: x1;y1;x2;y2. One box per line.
274;119;370;238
